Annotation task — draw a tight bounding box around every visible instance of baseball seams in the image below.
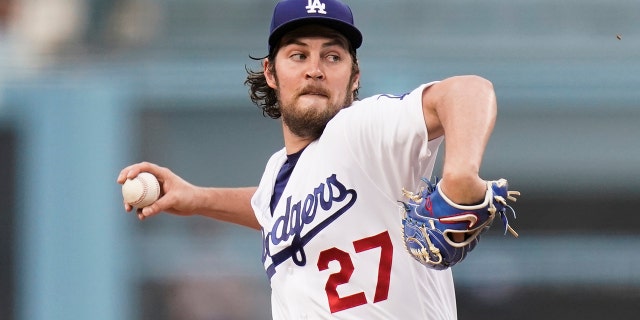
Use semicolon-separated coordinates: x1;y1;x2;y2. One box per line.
131;179;149;206
123;172;160;208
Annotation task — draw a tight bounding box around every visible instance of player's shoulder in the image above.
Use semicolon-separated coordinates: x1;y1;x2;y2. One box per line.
351;81;440;109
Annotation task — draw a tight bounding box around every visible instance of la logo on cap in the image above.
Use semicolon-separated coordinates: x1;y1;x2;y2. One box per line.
306;0;327;14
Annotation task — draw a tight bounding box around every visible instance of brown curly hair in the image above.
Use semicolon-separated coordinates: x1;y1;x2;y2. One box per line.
245;46;360;119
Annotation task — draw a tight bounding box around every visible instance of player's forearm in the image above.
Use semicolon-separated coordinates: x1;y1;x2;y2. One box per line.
429;75;497;203
194;186;261;230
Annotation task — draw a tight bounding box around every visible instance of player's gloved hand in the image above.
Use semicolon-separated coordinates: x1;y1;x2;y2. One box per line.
399;177;520;270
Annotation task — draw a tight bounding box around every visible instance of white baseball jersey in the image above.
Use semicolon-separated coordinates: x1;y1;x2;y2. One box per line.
251;82;457;319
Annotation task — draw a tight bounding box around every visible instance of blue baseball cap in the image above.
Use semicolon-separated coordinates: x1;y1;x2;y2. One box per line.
268;0;363;53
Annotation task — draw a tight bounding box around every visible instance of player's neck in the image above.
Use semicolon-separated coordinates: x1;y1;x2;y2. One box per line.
282;123;315;155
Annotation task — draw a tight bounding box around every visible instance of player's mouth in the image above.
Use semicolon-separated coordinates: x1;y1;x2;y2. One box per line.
298;86;329;99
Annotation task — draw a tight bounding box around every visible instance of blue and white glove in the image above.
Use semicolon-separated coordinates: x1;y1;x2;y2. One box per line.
400;178;520;270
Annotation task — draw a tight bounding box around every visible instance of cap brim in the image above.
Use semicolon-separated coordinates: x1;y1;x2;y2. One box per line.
268;17;363;52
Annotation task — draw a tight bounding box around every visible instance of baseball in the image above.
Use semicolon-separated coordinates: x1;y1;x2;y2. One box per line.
122;172;161;208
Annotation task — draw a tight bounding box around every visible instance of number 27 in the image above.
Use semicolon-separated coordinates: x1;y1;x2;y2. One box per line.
317;231;393;313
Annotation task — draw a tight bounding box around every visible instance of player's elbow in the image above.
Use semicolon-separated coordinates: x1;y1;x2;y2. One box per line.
470;75;495;101
450;75;495;98
449;75;497;112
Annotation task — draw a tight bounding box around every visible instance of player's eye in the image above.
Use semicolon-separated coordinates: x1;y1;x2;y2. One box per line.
326;54;341;63
290;53;306;61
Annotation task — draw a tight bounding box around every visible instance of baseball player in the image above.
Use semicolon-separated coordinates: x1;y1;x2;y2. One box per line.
118;0;518;318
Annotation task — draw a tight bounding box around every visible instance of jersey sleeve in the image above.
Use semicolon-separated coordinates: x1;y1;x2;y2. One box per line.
321;82;443;199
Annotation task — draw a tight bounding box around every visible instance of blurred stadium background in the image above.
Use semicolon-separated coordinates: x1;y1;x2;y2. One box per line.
1;0;639;319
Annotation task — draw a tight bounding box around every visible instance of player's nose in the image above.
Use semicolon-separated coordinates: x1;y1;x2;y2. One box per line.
305;59;324;80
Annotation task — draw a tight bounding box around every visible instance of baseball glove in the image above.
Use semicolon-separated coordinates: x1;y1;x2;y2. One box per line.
399;177;520;270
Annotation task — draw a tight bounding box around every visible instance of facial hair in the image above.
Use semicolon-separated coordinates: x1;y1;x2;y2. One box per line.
278;83;355;140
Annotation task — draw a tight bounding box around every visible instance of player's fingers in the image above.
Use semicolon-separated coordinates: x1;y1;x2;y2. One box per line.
117;168;139;184
139;200;164;219
117;164;139;183
137;208;146;221
117;162;159;183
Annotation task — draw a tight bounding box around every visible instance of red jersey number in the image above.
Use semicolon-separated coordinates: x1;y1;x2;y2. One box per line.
316;231;393;313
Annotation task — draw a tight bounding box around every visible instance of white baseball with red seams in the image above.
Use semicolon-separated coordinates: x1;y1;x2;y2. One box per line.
122;172;160;208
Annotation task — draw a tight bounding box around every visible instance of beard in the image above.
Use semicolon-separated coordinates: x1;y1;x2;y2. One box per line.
278;84;355;140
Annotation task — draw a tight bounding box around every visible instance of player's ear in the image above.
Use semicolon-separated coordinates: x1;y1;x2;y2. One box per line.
264;59;277;89
350;63;360;92
351;76;360;92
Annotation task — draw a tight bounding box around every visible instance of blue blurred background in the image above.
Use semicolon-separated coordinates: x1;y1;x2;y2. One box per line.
0;0;639;319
